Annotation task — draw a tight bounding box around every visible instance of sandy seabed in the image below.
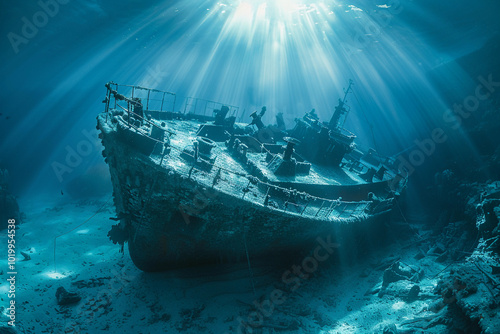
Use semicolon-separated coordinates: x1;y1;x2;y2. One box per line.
0;194;492;334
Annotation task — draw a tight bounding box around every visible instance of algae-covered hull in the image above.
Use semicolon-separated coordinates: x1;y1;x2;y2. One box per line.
97;82;403;271
98;115;393;271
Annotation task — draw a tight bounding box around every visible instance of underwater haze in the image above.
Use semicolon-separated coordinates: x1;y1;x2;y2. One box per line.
1;0;500;333
1;0;498;196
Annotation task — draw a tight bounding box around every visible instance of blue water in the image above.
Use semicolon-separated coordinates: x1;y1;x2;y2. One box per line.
1;1;500;333
1;0;499;197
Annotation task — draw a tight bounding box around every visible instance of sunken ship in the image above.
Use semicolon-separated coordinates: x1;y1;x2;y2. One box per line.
97;81;406;271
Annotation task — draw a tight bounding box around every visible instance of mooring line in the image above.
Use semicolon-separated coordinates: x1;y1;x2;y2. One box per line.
53;195;113;273
243;234;257;297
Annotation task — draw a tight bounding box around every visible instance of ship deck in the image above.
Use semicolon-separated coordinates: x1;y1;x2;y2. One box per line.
247;153;365;186
164;118;390;186
99;111;396;222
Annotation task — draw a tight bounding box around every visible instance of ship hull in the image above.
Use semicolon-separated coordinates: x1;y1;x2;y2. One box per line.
114;158;389;271
101;131;389;271
98;110;397;271
96;82;405;271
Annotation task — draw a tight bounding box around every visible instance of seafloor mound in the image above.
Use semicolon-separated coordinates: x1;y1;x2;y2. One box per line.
410;104;500;333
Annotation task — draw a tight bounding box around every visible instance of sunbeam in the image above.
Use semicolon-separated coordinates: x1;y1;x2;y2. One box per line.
2;1;500;333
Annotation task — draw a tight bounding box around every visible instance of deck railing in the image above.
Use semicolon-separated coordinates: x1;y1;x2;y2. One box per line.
105;82;239;119
103;82;396;221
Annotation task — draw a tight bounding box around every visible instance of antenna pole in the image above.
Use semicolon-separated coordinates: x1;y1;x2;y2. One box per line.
329;79;354;131
342;79;354;104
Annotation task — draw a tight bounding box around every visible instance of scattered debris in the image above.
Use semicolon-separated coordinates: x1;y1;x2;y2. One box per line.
175;304;206;332
81;295;113;317
377;261;422;297
71;277;111;289
20;251;31;261
56;287;81;306
407;284;421;301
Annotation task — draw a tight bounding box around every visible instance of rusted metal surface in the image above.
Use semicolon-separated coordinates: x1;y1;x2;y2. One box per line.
97;82;404;271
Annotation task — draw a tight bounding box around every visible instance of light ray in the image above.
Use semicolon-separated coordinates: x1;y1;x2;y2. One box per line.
2;0;497;193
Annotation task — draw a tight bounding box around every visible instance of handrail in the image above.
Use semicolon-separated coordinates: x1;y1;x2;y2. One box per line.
112;82;175;94
104;82;394;220
115;112;374;218
116;102;176;136
107;82;176;113
105;82;239;117
182;96;240;117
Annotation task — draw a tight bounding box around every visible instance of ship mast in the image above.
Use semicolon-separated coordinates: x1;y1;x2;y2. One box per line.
328;79;354;132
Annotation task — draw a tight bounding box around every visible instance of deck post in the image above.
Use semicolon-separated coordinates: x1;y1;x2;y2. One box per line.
242;180;251;199
160;92;165;112
326;200;335;217
300;200;309;215
105;87;111;121
315;201;325;217
159;145;168;166
212;168;221;188
127;101;130;127
338;203;348;218
263;186;270;206
183;97;189;114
